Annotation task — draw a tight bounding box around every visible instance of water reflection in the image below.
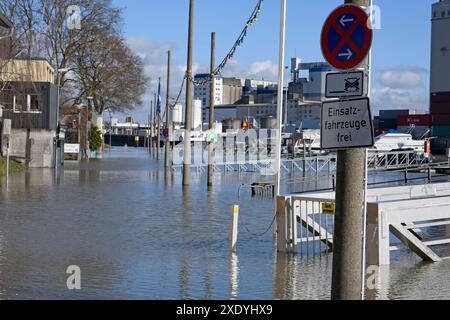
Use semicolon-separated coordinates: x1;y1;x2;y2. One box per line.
229;253;239;299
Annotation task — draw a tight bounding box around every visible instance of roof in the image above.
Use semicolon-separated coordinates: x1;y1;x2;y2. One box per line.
0;12;13;29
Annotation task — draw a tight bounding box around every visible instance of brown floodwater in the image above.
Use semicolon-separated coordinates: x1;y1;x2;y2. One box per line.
0;147;449;300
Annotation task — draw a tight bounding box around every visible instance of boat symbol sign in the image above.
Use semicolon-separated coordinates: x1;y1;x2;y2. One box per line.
325;71;365;98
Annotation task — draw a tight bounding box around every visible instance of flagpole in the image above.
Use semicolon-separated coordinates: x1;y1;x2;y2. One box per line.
275;0;287;197
157;77;161;161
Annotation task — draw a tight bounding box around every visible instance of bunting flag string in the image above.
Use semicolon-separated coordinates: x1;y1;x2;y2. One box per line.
189;0;264;87
169;0;264;107
169;74;187;109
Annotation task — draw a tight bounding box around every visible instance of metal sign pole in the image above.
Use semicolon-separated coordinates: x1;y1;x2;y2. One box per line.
319;0;373;300
360;0;373;301
275;0;287;197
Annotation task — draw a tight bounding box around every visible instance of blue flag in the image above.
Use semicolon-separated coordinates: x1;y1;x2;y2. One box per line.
156;78;162;114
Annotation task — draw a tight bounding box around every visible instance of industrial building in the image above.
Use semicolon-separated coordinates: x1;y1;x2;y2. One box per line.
289;59;333;102
195;58;330;131
430;0;450;149
193;74;243;119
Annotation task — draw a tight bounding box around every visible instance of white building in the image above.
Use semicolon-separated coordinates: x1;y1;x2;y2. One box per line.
290;59;333;102
244;79;277;91
287;100;322;124
193;75;223;110
194;74;244;122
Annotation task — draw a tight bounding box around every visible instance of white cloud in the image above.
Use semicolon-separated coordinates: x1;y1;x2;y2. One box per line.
371;66;429;114
249;60;279;80
122;37;186;122
122;37;286;122
378;67;427;89
371;87;428;113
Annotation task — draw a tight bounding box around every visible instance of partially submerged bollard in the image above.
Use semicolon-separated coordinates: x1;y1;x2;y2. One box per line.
230;205;239;252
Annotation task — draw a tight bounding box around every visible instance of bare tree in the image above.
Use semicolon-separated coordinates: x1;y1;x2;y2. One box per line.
0;0;147;114
73;31;148;114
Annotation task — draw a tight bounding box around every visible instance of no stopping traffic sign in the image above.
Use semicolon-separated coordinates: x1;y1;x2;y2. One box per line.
321;5;373;70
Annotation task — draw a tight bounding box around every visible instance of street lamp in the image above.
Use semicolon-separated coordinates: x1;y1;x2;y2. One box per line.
54;68;68;169
85;96;94;159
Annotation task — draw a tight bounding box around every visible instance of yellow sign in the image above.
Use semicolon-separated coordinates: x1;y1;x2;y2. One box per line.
233;205;240;216
134;136;139;142
322;202;335;215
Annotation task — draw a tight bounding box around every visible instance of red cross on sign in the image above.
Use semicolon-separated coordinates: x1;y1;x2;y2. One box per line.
321;5;373;70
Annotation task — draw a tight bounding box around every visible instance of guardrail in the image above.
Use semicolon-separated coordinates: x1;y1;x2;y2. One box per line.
276;183;450;265
171;150;442;175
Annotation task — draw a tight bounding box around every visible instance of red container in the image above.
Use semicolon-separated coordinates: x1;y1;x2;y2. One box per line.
431;92;450;103
431;114;450;126
397;115;431;127
431;102;450;115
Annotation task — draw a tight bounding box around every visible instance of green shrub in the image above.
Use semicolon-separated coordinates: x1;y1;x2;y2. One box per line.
90;125;103;151
0;157;25;176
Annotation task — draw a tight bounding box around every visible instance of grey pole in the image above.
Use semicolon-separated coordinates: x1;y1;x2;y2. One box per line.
56;72;61;168
149;100;153;155
153;94;157;158
85;100;90;159
165;50;171;168
331;0;370;301
109;112;112;151
207;32;216;188
157;79;161;161
183;0;194;186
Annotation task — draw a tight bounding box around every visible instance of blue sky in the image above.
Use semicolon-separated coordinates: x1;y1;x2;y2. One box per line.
112;0;436;121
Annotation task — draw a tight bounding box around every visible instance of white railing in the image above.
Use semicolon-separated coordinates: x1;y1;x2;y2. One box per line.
277;183;450;264
171;150;437;174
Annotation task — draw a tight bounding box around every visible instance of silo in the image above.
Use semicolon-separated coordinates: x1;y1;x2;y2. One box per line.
222;118;242;132
172;103;183;124
192;99;203;131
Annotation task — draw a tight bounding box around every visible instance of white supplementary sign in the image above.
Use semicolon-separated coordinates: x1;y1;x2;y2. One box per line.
64;143;80;154
321;98;374;150
325;71;365;98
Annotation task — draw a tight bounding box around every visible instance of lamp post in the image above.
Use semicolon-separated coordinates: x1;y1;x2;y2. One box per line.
108;110;113;151
55;68;68;169
86;96;94;159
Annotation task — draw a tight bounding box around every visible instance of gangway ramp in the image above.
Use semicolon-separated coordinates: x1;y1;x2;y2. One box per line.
276;182;450;265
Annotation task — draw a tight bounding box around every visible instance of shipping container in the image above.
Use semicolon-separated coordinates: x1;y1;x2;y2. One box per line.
379;109;410;120
431;125;450;137
378;118;397;129
397;114;431;126
431;137;450;155
430;102;450;115
431;114;450;125
431;92;450;103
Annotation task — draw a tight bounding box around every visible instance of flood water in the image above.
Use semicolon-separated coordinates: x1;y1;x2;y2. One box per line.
0;147;450;300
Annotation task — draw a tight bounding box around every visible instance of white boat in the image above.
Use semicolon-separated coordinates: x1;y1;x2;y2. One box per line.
294;130;325;155
372;131;425;153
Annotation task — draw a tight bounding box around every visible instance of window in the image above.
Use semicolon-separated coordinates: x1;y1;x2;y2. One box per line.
30;94;42;111
13;95;27;112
